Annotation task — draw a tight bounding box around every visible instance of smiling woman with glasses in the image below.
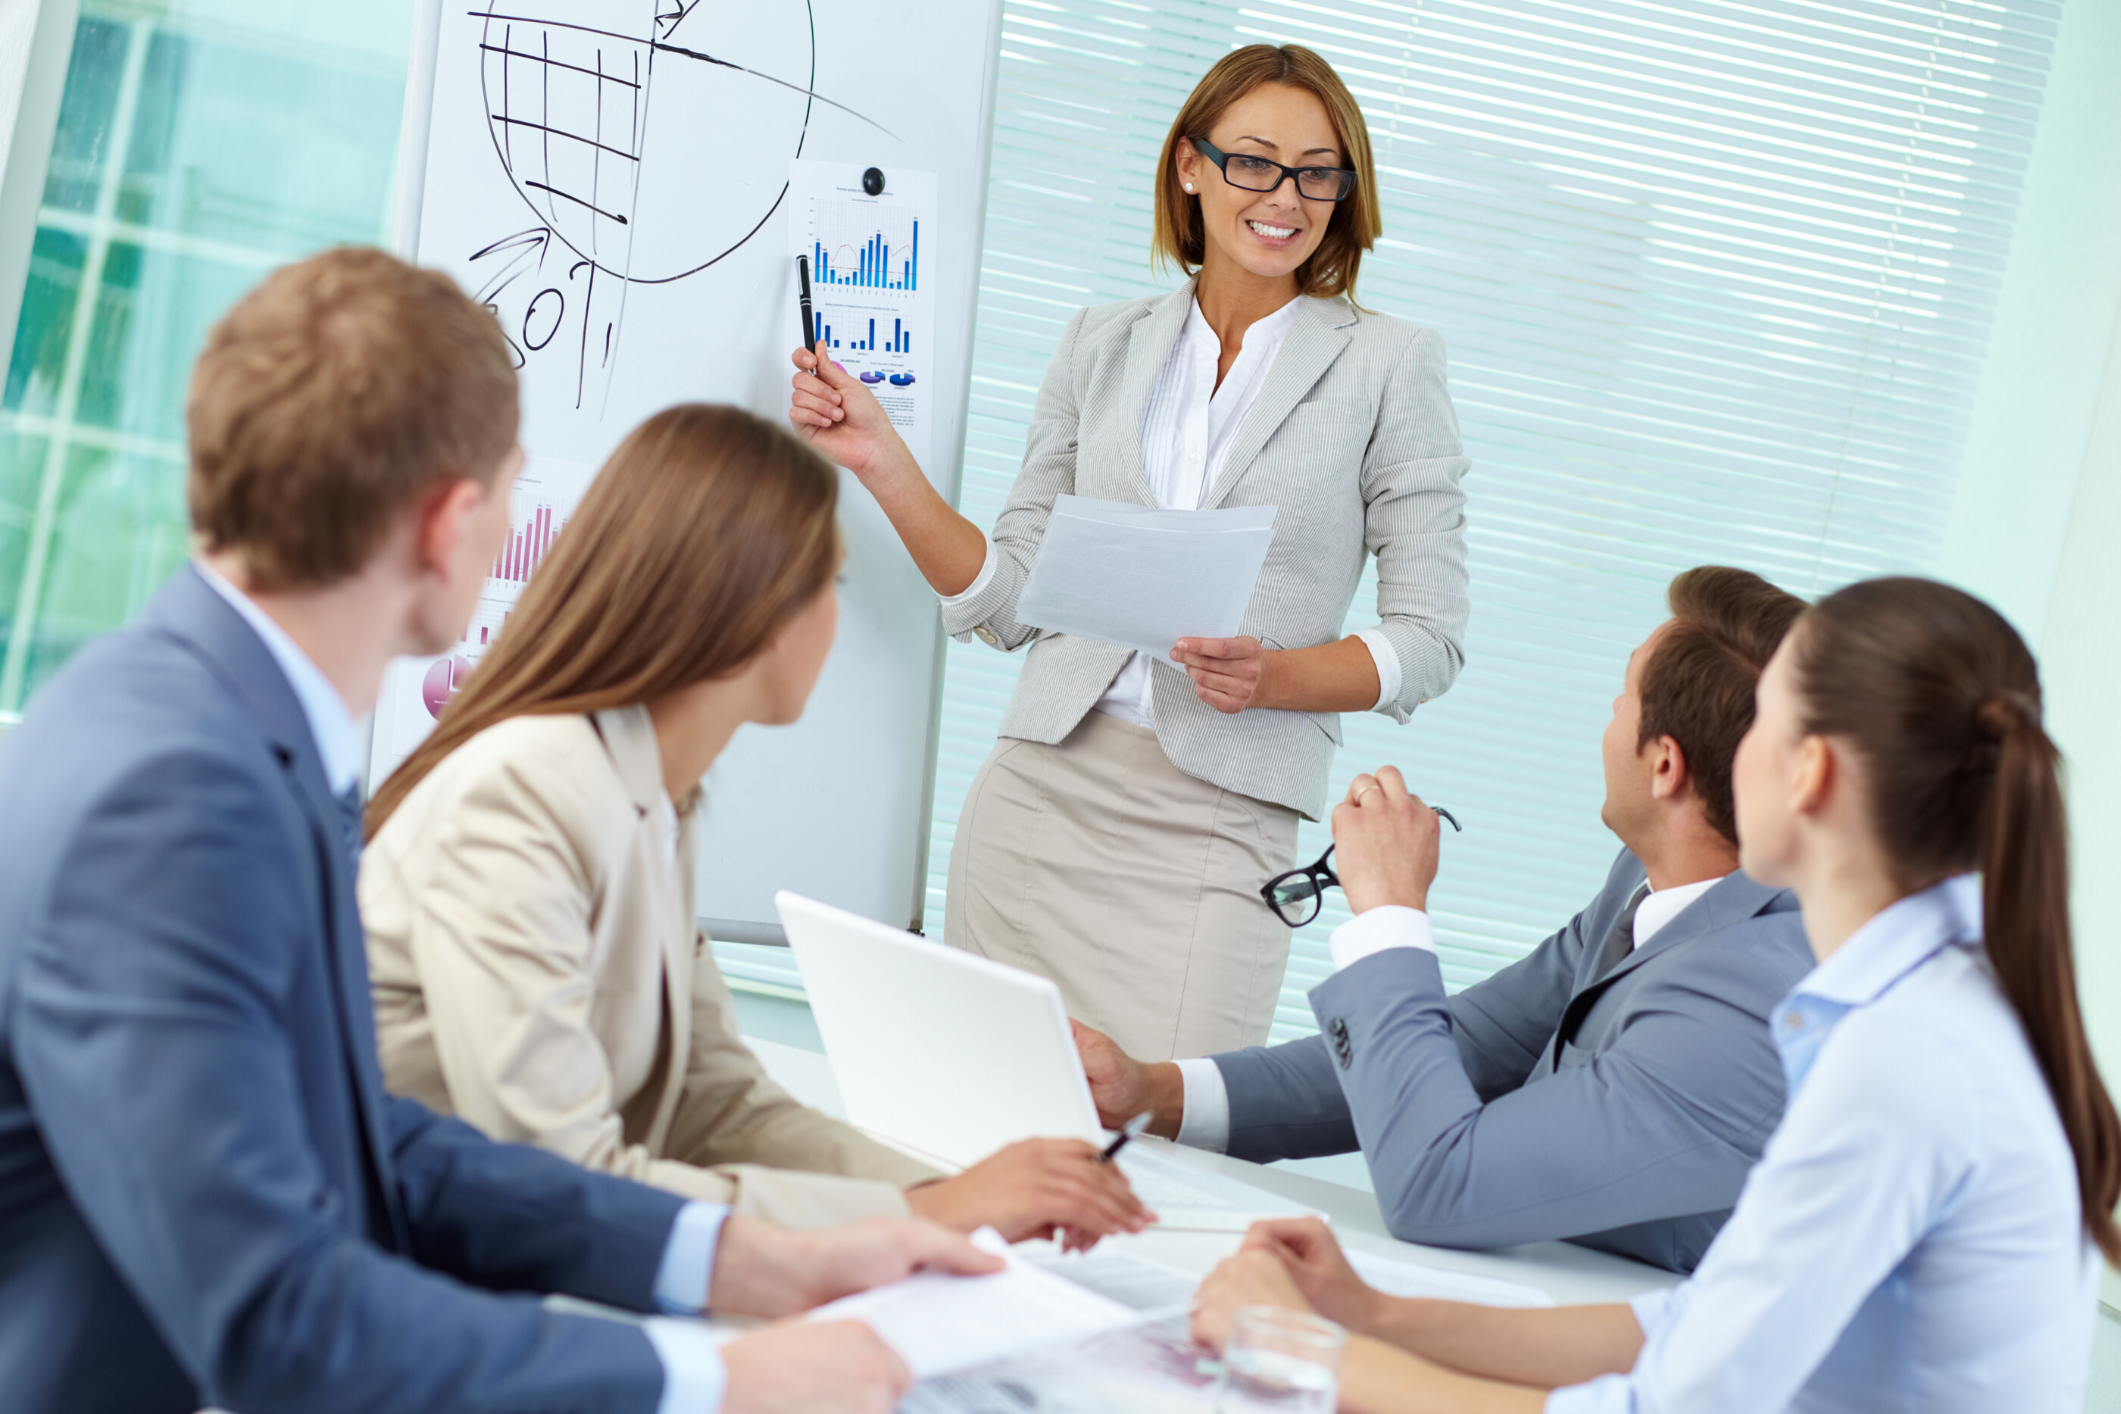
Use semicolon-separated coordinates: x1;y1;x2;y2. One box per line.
789;44;1472;1063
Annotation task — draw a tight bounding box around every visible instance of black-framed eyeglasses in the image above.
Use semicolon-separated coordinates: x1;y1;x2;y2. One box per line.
1259;807;1462;928
1189;137;1358;203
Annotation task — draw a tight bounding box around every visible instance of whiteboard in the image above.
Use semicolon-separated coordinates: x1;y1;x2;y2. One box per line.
387;0;1002;940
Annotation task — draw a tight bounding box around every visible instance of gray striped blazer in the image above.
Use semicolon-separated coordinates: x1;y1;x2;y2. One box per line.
941;283;1471;820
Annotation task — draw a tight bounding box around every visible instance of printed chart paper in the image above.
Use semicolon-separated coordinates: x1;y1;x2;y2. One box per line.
1016;495;1278;656
790;159;938;465
366;455;597;786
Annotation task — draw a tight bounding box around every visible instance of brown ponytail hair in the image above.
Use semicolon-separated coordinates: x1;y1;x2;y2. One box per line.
1792;577;2121;1262
366;403;841;838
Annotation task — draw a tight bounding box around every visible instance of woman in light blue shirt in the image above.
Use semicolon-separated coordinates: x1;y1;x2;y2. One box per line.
1188;575;2121;1412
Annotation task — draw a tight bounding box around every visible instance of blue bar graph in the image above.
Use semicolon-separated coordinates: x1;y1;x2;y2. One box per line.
811;219;920;290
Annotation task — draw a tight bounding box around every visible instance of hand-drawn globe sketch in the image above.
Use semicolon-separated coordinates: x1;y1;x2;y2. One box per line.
475;1;815;284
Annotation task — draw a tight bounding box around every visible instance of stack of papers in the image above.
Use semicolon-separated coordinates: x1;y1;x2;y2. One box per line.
1015;495;1278;656
804;1228;1145;1378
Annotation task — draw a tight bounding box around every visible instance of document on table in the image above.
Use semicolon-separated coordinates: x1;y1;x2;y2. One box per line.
901;1314;1221;1414
1346;1248;1555;1308
804;1228;1144;1378
1118;1142;1324;1232
1019;1240;1199;1313
1015;495;1277;656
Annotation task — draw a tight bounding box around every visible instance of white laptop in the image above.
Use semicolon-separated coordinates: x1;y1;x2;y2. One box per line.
775;891;1103;1168
775;891;1326;1228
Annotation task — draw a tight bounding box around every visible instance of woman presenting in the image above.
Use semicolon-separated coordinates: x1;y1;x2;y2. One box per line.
790;44;1470;1061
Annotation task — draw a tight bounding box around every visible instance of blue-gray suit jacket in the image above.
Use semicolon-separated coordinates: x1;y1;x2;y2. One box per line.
1213;850;1814;1273
0;568;684;1413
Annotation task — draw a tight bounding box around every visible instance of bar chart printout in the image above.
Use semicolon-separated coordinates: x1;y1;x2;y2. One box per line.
791;159;937;463
369;454;598;782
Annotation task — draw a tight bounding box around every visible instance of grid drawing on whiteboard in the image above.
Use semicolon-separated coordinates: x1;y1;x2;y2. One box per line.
461;1;890;406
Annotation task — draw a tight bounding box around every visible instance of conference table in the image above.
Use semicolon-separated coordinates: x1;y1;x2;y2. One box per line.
746;1036;1680;1310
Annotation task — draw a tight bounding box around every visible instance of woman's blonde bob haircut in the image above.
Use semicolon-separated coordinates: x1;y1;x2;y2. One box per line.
1152;45;1382;303
366;403;841;838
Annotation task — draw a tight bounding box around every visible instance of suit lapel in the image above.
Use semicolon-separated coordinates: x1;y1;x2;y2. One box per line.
1548;869;1779;1069
1111;284;1197;506
593;707;692;1148
1591;870;1780;994
149;567;411;1251
1202;296;1355;510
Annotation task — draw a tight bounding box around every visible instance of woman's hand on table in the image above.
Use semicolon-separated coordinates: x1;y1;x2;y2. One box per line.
787;341;915;486
1239;1218;1389;1336
1173;636;1270;713
1190;1246;1320;1351
904;1137;1154;1253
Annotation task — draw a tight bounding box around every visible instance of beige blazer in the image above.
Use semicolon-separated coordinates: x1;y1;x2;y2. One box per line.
943;285;1472;820
361;705;938;1228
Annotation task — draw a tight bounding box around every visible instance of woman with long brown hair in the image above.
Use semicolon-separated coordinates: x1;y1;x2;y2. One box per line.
361;404;1147;1243
1183;576;2117;1412
789;44;1471;1061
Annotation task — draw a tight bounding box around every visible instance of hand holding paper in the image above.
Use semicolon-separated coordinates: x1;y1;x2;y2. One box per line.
1015;495;1277;656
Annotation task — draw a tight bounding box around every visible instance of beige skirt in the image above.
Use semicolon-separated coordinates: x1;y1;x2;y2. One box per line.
943;712;1300;1062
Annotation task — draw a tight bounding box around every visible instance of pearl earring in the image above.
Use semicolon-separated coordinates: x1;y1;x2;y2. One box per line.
1184;183;1195;193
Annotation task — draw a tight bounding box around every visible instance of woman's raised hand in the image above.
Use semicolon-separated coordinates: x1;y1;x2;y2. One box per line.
787;341;908;483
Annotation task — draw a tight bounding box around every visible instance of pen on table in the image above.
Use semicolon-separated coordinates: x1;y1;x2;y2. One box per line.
796;254;816;362
1100;1111;1151;1164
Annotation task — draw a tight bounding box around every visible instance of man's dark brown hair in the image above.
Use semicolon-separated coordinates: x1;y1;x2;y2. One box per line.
1638;566;1808;845
186;247;518;591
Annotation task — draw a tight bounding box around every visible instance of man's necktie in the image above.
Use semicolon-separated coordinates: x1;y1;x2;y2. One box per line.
332;786;364;873
1594;883;1651;982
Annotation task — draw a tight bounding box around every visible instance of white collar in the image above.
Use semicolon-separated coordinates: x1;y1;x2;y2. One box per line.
195;560;363;796
1180;291;1304;354
1634;874;1724;949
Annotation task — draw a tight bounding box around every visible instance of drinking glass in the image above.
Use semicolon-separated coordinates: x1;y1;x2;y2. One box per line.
1213;1306;1345;1414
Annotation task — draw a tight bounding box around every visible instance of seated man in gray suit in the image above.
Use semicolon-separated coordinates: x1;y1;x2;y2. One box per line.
1075;566;1815;1274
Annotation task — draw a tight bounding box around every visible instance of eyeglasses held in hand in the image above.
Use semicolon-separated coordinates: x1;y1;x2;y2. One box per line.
1188;137;1359;203
1259;806;1461;928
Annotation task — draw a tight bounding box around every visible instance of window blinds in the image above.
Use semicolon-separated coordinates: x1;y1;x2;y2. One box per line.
716;0;2058;1041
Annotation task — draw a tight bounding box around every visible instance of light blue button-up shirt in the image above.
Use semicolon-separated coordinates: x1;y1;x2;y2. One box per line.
1548;875;2098;1413
201;562;734;1413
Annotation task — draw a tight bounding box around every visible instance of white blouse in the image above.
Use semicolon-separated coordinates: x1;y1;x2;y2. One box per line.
943;295;1400;728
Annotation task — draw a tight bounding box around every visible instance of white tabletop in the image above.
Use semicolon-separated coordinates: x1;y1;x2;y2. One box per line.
745;1036;1678;1310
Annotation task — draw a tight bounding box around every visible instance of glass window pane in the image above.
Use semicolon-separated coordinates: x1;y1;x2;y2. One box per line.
0;0;414;713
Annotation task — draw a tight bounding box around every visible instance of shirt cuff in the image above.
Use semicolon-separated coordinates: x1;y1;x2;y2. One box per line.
1174;1057;1233;1153
1627;1284;1683;1339
653;1201;730;1315
1328;905;1435;970
937;532;998;608
1543;1371;1634;1414
1353;628;1403;714
645;1318;731;1414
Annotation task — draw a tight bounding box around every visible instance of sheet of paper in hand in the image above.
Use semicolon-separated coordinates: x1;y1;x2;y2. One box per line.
1014;495;1277;657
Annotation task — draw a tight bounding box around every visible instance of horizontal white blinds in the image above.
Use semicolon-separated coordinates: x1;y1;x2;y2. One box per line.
721;0;2058;1035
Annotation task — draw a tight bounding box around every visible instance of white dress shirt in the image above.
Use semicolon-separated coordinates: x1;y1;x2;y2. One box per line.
1174;872;1725;1153
201;562;735;1414
1549;875;2097;1413
197;561;363;795
941;296;1401;725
